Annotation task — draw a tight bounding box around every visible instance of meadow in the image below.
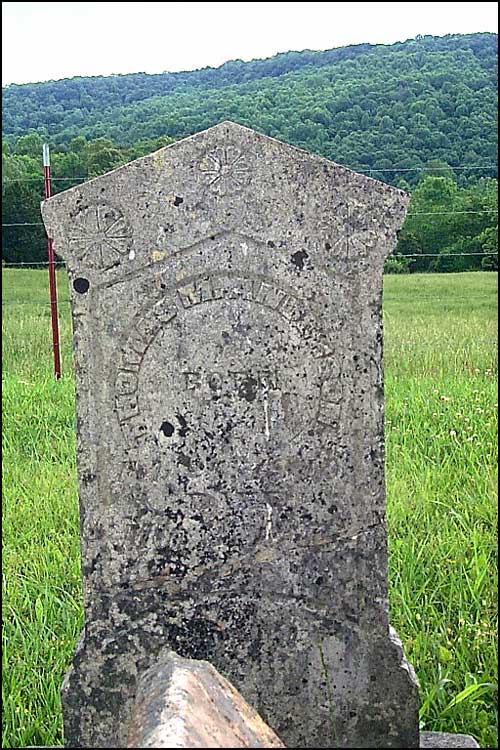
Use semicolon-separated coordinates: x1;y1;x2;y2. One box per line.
2;269;498;748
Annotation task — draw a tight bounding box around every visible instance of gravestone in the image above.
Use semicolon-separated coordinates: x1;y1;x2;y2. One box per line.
42;121;420;748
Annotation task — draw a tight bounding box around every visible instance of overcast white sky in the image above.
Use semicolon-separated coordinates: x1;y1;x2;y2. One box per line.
2;2;498;86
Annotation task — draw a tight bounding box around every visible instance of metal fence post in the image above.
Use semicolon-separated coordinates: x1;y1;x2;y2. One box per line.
43;143;62;380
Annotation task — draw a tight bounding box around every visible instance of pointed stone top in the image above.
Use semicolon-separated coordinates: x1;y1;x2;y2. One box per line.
191;120;406;193
43;120;408;208
42;119;409;276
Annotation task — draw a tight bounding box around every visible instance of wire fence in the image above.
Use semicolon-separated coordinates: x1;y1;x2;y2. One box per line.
2;251;499;267
3;266;498;353
2;163;499;184
2;162;498;374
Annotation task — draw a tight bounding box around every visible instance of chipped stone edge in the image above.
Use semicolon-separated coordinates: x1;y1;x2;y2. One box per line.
389;624;420;689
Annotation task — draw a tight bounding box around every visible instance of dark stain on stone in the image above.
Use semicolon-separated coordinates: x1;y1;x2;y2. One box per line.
208;374;222;397
177;453;192;470
238;375;258;402
235;321;252;336
74;277;90;294
170;617;221;661
178;473;189;491
176;414;189;438
160;421;175;438
173;196;184;206
291;250;309;271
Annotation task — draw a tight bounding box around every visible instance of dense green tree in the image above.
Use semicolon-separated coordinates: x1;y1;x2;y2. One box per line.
2;33;497;188
2;180;46;263
394;176;498;272
13;132;44;157
2;33;497;271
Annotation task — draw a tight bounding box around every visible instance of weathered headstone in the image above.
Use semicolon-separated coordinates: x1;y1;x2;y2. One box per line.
42;121;420;748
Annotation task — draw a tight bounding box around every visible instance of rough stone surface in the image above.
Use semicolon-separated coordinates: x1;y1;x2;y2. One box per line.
419;732;480;748
127;649;286;747
22;731;482;750
42;121;419;748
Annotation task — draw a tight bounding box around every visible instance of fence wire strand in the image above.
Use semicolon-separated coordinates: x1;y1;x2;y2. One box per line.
3;252;498;267
2;164;498;185
3;166;498;358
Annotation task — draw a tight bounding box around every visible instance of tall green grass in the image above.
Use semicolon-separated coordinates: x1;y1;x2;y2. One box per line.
2;270;498;748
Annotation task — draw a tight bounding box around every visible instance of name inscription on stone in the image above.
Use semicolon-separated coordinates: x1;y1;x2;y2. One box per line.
183;368;280;397
115;272;343;430
111;268;346;511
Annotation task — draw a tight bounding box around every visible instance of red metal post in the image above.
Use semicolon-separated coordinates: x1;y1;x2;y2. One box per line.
43;144;62;379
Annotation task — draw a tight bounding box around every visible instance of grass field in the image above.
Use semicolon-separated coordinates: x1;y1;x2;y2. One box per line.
2;269;498;748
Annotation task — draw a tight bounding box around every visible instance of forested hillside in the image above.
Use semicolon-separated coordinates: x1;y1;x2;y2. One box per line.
3;33;498;181
2;32;498;270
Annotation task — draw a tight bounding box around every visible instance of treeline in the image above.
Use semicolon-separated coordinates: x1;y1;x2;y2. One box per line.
2;133;497;272
390;175;497;272
2;33;498;188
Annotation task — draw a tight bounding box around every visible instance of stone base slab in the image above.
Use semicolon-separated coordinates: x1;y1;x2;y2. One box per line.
420;732;480;748
126;650;285;748
26;730;481;748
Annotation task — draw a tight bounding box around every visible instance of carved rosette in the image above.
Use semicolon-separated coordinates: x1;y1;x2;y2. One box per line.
199;146;252;192
68;204;133;269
